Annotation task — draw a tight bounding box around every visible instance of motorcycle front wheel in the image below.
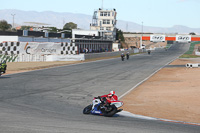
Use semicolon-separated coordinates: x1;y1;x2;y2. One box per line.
83;105;92;114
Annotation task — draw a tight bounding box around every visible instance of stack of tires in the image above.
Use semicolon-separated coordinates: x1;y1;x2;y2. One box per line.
186;63;200;68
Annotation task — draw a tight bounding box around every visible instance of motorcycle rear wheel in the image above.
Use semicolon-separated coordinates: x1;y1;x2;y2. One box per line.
83;105;92;114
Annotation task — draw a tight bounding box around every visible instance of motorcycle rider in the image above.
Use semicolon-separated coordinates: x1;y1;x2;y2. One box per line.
126;52;129;60
148;50;151;55
100;91;118;103
0;60;7;74
121;53;125;61
92;91;118;110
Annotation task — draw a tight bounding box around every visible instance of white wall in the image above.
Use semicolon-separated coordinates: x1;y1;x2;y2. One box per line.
0;36;19;43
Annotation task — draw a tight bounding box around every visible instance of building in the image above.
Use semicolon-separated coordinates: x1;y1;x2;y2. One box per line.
90;8;117;41
72;29;113;53
0;30;71;43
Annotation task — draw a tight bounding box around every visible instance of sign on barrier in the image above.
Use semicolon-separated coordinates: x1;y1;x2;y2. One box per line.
0;41;77;55
176;35;191;42
22;42;60;55
150;35;165;42
0;41;80;62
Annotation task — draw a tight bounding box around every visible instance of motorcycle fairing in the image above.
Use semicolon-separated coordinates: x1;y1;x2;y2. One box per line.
91;103;103;115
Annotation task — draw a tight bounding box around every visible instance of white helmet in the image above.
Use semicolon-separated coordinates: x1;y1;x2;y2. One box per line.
108;91;115;97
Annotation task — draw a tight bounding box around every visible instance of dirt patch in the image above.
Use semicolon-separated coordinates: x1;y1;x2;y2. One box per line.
5;61;82;75
3;58;200;123
122;58;200;123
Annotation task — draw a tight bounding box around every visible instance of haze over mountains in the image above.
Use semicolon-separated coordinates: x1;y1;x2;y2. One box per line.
1;9;200;34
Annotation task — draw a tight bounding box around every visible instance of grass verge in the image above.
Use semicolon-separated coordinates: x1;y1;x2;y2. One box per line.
179;41;200;58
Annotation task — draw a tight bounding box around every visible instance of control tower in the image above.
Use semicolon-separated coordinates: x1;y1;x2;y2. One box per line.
90;8;117;41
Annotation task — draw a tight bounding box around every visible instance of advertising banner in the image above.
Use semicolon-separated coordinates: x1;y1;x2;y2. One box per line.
20;42;61;55
176;35;191;42
0;41;77;56
150;35;165;42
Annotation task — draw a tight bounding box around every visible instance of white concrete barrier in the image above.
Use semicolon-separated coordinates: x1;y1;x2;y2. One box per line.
195;50;200;56
46;54;85;61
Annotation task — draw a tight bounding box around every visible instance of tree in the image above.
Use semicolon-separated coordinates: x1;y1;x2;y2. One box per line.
116;29;128;48
189;32;196;35
48;27;58;33
63;22;77;30
0;20;12;31
116;29;125;42
20;26;33;30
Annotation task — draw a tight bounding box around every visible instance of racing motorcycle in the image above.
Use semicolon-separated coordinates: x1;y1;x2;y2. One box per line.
126;53;129;60
121;54;125;61
83;96;123;117
148;50;151;55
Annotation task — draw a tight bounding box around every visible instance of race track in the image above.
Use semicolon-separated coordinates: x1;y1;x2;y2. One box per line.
0;43;200;133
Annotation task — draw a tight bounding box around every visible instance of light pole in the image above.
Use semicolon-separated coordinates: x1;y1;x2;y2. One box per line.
142;21;143;35
140;21;143;49
11;14;16;28
102;0;104;9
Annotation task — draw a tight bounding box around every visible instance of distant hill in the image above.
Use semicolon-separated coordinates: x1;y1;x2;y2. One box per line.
0;9;200;34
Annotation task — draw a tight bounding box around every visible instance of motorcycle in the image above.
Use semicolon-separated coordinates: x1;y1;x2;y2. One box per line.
126;54;129;60
0;61;7;76
148;50;151;55
121;54;125;61
83;96;123;117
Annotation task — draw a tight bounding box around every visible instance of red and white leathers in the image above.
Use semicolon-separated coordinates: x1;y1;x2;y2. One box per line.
100;94;118;104
91;91;118;110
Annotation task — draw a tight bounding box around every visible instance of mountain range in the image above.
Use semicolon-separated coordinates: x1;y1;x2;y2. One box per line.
0;9;200;34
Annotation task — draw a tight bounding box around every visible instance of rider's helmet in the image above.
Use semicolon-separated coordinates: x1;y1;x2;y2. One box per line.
108;91;115;97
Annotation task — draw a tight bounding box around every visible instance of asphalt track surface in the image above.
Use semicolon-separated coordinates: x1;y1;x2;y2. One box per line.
0;43;200;133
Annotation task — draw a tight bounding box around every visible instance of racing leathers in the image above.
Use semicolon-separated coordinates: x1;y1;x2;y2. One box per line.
100;94;118;104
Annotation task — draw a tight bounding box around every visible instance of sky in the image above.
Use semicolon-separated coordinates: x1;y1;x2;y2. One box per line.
1;0;200;28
